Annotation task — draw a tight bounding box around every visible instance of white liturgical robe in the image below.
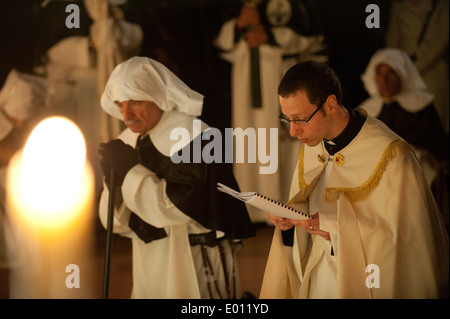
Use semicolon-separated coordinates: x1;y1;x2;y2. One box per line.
260;115;449;298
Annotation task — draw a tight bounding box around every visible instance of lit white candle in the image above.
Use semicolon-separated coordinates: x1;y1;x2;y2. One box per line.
6;116;94;298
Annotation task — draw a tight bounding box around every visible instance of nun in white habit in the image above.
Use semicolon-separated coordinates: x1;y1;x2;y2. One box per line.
98;57;254;299
359;48;448;186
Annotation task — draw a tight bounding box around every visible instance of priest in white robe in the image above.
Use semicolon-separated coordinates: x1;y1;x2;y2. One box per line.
260;61;448;299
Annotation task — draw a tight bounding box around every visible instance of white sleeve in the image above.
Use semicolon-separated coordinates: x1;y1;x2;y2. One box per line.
120;164;193;228
214;19;237;52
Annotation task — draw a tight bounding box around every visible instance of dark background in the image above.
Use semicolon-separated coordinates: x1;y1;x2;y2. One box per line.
0;0;392;130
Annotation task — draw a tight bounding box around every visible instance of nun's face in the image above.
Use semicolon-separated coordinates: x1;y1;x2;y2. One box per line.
115;100;163;135
375;64;402;99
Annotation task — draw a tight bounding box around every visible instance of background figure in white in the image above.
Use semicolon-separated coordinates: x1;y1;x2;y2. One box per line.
214;0;326;222
385;0;449;132
38;0;143;194
83;0;143;142
40;36;103;194
0;69;48;272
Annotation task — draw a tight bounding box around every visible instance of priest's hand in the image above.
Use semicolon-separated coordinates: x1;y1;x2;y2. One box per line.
291;212;330;241
98;139;139;186
268;214;294;231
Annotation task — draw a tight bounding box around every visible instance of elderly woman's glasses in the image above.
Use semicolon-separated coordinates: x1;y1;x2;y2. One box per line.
279;99;326;127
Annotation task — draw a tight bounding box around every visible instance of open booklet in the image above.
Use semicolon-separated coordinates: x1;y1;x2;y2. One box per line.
217;183;310;220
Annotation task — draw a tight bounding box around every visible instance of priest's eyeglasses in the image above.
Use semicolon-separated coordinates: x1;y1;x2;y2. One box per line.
279;98;326;127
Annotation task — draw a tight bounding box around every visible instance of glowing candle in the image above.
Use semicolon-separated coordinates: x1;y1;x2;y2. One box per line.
6;116;94;298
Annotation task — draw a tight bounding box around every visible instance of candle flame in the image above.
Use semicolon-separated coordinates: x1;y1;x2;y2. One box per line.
10;116;92;233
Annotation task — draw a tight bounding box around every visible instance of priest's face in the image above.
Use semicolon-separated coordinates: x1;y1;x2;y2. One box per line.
279;90;331;147
115;100;163;135
375;64;402;99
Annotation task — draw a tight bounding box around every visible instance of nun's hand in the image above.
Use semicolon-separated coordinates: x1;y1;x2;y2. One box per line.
98;139;138;185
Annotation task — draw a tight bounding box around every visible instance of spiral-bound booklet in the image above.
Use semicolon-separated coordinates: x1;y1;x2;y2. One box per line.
217;183;310;220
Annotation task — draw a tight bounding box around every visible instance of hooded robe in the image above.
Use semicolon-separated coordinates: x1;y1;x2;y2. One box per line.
98;57;254;298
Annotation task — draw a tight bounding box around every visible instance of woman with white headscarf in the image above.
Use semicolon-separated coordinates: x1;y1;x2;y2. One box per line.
359;48;448;186
98;57;254;299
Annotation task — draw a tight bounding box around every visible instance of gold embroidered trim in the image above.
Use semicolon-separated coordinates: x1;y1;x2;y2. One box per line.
324;139;412;202
297;143;308;200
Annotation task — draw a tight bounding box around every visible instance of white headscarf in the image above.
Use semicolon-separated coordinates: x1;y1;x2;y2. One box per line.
359;48;434;117
101;57;203;120
0;69;48;138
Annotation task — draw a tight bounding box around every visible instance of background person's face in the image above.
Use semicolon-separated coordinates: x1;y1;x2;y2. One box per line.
115;100;163;135
375;64;402;99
